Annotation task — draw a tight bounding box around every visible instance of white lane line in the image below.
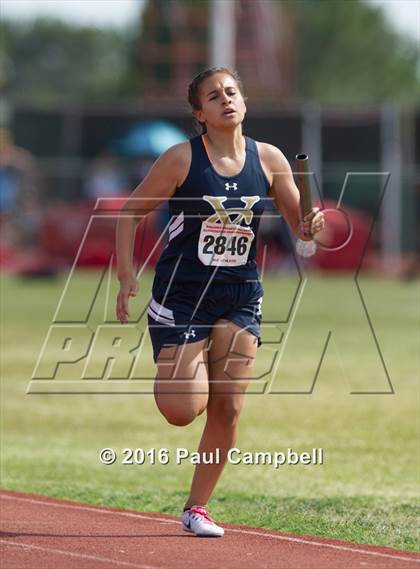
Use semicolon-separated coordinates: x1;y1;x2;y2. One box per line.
0;539;156;569
226;528;420;564
2;494;419;564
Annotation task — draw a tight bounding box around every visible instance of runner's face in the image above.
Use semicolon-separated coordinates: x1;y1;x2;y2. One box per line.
194;73;246;130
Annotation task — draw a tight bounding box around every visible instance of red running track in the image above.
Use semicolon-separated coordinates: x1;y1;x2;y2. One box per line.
1;490;419;569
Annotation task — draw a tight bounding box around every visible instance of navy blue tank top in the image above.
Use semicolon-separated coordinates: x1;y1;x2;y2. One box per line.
155;135;270;283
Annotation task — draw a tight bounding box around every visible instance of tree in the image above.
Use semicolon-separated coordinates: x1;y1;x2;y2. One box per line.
0;19;138;103
1;1;418;106
292;0;419;104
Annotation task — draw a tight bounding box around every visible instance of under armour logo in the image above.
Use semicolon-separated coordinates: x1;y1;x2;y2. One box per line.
225;182;238;191
183;329;196;340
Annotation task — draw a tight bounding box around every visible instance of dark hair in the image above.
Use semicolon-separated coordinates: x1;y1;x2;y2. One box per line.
188;67;245;134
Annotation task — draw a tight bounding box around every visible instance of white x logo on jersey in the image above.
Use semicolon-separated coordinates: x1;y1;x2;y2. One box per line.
225;182;238;191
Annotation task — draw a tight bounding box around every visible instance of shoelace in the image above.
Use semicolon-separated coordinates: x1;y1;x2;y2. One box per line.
189;506;215;524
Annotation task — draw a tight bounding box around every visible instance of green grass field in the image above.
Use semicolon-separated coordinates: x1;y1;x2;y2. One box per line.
1;269;418;551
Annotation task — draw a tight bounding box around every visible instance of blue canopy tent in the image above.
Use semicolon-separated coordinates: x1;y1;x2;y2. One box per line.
111;120;187;157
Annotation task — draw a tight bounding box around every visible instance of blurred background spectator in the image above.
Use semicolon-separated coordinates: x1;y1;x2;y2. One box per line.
0;127;45;272
84;152;128;201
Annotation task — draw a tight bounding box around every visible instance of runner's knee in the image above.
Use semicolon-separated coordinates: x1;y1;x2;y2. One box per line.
160;406;199;427
207;396;243;426
154;392;207;426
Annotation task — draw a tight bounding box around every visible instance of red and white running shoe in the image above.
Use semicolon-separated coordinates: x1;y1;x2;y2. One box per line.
181;505;224;537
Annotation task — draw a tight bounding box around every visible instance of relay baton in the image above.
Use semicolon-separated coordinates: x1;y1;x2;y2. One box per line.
295;153;317;258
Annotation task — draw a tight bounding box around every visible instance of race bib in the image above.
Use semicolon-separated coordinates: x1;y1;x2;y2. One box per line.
198;220;255;266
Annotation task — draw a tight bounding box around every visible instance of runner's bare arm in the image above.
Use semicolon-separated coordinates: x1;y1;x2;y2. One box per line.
116;142;190;280
116;142;190;323
259;143;321;241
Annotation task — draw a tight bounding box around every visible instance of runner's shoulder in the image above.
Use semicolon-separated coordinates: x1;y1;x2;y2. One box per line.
255;141;291;173
153;140;191;185
164;140;191;161
158;141;192;186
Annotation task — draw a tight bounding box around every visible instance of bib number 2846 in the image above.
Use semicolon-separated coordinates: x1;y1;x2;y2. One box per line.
198;221;254;266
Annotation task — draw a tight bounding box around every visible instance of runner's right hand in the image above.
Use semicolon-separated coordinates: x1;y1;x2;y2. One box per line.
116;274;139;324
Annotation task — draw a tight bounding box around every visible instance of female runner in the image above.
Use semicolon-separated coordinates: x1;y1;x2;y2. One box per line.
116;67;325;537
